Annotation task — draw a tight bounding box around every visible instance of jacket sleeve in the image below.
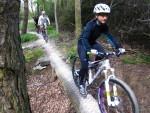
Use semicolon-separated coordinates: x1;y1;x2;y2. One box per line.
81;22;93;52
104;33;122;49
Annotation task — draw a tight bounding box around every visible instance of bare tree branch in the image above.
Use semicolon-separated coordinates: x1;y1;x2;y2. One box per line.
137;19;150;23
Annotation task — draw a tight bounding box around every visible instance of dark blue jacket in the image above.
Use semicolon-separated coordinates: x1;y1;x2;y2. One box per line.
79;19;122;51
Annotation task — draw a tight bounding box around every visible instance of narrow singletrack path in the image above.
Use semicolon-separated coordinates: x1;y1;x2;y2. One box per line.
23;32;101;113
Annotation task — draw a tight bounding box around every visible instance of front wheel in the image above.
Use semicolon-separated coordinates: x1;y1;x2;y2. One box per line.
42;30;48;42
98;78;139;113
72;56;80;87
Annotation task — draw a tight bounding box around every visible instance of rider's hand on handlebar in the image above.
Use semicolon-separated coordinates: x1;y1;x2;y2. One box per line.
116;48;126;56
87;49;98;55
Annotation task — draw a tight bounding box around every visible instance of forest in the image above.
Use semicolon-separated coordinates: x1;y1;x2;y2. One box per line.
19;0;150;50
0;0;150;113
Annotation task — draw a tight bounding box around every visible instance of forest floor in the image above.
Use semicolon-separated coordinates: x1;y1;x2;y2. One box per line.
25;31;150;113
26;60;76;113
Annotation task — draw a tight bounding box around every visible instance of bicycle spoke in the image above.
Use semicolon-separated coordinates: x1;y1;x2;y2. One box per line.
98;79;138;113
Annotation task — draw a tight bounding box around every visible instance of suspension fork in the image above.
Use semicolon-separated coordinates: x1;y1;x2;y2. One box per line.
103;68;118;106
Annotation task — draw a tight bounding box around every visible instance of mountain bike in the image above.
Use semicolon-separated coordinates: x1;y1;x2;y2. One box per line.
40;23;48;43
72;50;139;113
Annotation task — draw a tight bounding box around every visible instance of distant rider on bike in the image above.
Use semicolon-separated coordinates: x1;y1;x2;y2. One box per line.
77;3;125;95
38;11;50;34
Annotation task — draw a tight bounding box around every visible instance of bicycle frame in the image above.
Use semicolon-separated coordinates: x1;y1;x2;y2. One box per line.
88;59;119;106
88;59;113;85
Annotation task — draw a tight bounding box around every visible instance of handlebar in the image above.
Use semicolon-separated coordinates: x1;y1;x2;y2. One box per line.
87;51;123;58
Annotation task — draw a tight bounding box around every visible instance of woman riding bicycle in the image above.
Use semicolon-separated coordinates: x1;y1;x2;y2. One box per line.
77;3;125;95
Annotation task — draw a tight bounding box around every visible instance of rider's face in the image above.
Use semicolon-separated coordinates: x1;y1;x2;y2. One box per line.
96;13;109;24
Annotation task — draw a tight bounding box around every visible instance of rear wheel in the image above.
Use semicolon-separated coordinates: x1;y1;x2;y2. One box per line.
98;78;139;113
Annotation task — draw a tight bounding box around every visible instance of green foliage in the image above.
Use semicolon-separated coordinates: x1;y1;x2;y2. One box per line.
66;45;77;62
121;52;150;64
24;48;44;62
21;33;38;43
28;21;35;31
19;21;35;32
47;26;59;39
57;0;75;31
45;0;55;21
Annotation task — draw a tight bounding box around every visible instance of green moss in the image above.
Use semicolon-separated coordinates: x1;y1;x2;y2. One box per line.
24;48;44;62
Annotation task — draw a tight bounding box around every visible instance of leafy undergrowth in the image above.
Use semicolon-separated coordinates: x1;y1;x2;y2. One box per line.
47;26;59;39
121;52;150;64
55;31;77;62
24;48;44;62
21;33;38;43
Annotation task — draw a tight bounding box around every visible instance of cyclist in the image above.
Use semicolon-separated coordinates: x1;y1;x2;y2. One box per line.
38;10;50;34
77;3;125;95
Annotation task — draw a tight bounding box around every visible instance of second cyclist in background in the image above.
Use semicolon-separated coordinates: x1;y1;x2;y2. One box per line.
38;11;50;42
77;3;125;96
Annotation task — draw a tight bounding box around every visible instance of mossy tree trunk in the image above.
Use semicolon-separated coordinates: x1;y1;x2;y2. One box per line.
21;0;29;34
0;1;31;113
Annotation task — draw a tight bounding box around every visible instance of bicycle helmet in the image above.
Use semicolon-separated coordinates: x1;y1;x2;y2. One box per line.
93;3;110;14
41;11;45;14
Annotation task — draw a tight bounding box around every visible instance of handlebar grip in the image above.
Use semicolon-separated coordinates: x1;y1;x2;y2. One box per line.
87;52;91;55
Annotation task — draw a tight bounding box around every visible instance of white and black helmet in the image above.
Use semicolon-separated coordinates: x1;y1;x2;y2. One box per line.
93;3;110;14
41;11;45;14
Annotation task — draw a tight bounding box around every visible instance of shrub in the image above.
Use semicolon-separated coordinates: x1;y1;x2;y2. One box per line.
24;48;44;62
66;45;77;62
121;52;150;64
21;33;38;43
47;26;59;39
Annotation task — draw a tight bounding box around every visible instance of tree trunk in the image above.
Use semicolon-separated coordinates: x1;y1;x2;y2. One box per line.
54;0;59;32
0;1;31;113
21;0;29;34
42;0;46;10
75;0;82;38
37;2;40;16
